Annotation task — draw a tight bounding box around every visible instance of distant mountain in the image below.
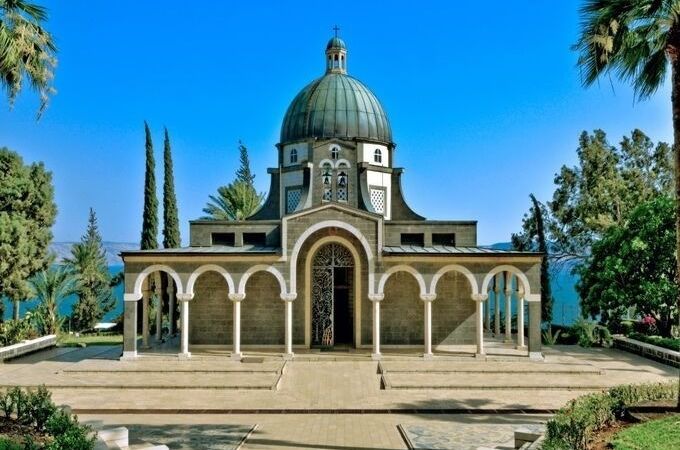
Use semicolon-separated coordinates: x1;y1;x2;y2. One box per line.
486;242;513;251
50;241;138;266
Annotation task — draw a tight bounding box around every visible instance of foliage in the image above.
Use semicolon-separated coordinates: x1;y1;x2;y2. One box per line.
29;267;77;335
512;194;553;323
0;315;36;346
544;381;678;450
610;414;680;449
202;141;264;220
0;0;57;117
628;332;680;351
0;147;57;322
57;332;122;347
0;386;94;449
140;121;158;250
162;128;180;249
542;328;561;345
578;196;678;336
570;317;612;347
64;209;117;331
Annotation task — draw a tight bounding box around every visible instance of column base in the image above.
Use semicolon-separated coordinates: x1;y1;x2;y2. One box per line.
475;352;486;359
282;352;294;361
371;352;382;361
231;352;243;361
516;345;528;350
120;351;137;361
178;352;192;360
423;352;434;360
529;352;544;361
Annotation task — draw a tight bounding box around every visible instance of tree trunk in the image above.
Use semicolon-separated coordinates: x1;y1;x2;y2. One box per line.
13;300;20;321
671;50;680;410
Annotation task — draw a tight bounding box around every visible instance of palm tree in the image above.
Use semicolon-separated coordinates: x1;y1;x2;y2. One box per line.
0;0;57;117
574;0;680;332
202;181;263;220
30;267;77;335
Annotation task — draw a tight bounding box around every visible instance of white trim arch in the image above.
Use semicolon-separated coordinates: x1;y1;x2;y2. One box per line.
289;220;375;295
377;265;427;298
430;264;479;298
130;264;184;300
238;264;288;297
318;159;334;168
480;265;532;298
186;264;236;296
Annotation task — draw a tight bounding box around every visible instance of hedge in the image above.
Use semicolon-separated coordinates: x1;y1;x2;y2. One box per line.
543;381;678;450
627;332;680;352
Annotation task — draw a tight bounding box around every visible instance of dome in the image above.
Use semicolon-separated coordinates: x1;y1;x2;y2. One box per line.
280;37;392;145
326;36;346;50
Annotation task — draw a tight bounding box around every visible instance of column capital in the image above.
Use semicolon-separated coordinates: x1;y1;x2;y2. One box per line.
368;293;384;302
229;293;246;302
517;288;525;298
176;293;194;302
280;292;297;302
420;294;436;302
471;293;488;302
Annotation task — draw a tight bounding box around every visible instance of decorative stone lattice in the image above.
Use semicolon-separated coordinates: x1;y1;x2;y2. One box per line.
370;188;385;214
286;188;302;213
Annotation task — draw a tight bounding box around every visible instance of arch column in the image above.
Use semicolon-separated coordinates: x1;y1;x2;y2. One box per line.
369;294;383;360
484;290;491;332
229;293;245;360
504;272;513;344
517;288;526;349
493;277;501;336
121;295;139;360
528;296;543;359
421;294;436;359
168;280;176;336
142;279;151;349
282;293;296;360
178;293;193;359
154;272;162;341
472;293;487;357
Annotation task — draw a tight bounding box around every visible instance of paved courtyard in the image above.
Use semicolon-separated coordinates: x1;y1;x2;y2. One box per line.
0;343;676;448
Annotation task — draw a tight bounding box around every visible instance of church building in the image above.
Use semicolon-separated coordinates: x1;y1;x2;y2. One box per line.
121;35;544;361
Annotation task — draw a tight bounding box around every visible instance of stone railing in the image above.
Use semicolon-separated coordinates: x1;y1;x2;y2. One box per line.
0;335;57;362
613;335;679;368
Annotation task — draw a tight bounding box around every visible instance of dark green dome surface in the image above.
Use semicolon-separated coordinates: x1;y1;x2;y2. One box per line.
280;73;392;144
326;36;346;50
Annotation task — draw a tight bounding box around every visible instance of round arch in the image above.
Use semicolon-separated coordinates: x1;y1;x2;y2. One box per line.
377;265;427;298
288;220;375;295
186;264;236;296
480;265;532;297
238;264;287;297
130;264;184;300
430;264;479;298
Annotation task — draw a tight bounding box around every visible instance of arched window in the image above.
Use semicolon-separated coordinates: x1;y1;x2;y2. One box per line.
374;148;382;164
321;163;333;202
290;148;298;164
330;146;339;160
336;170;348;202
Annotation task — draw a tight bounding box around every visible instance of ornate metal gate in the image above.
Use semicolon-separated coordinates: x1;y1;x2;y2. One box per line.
311;243;354;347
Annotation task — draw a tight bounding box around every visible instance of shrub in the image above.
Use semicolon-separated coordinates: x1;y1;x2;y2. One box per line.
571;317;612;348
0;318;37;347
542;328;561;345
45;409;95;450
27;386;57;431
0;438;24;450
0;389;14;418
8;387;30;424
544;381;678;450
627;332;680;351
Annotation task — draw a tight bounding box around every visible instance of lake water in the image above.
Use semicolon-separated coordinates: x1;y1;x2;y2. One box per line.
3;265;581;325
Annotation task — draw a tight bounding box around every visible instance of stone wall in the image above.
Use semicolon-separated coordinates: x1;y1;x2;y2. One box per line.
431;271;476;345
190;271;232;345
381;272;424;345
241;271;285;345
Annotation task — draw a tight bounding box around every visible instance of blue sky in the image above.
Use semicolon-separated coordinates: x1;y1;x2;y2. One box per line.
0;0;672;246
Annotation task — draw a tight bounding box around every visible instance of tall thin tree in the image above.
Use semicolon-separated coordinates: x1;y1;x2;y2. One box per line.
140;121;158;250
162;128;180;249
531;194;553;328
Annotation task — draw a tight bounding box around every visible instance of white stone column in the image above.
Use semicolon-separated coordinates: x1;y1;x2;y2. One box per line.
154;272;162;341
473;293;487;356
421;294;436;359
369;294;383;360
517;289;526;349
142;279;150;349
229;293;244;360
484;291;491;331
178;294;192;359
281;293;296;360
168;281;176;336
493;279;501;337
504;272;513;344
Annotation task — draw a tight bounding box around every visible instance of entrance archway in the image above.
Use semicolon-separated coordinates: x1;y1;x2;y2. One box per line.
311;243;355;348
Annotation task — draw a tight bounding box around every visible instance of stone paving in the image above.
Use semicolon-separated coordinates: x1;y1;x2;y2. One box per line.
0;344;677;448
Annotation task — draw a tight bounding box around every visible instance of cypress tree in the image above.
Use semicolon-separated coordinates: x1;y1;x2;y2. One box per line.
235;140;255;185
530;194;553;328
140;121;158;250
162;128;181;248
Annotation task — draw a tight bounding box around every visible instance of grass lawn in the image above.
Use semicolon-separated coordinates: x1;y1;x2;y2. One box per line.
611;415;680;450
57;332;123;347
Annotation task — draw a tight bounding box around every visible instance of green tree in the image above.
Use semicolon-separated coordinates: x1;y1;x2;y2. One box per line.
0;147;56;322
577;196;677;337
30;267;77;335
64;208;116;331
162;128;180;248
574;0;680;334
0;0;57;117
140;121;158;250
512;194;554;325
203;141;264;220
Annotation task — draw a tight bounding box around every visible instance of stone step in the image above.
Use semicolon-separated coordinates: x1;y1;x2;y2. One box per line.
65;360;285;374
380;361;602;375
383;372;610;390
